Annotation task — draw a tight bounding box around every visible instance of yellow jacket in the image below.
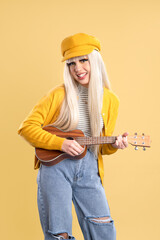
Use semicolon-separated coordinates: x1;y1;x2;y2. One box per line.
18;84;119;184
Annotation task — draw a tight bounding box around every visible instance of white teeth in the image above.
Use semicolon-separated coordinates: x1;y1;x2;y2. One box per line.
78;73;86;77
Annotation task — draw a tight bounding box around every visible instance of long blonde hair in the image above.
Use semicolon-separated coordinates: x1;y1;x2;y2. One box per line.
53;50;111;155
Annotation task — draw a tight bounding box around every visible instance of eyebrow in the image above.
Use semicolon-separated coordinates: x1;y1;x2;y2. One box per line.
67;56;88;63
67;62;75;66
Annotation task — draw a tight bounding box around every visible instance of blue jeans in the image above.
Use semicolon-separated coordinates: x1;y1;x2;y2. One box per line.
37;150;116;240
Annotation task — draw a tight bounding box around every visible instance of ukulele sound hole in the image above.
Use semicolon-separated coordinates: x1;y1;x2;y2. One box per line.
67;137;74;140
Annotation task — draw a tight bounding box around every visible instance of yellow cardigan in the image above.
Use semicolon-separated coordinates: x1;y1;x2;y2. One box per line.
18;84;119;184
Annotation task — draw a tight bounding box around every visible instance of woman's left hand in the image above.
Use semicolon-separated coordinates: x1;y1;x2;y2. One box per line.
111;132;129;149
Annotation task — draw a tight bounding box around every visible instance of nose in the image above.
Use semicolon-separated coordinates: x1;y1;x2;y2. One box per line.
74;62;81;72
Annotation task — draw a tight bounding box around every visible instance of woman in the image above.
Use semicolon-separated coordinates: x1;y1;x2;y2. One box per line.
18;33;128;240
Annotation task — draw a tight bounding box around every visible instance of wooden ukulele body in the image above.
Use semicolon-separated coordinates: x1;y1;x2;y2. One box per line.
35;126;87;166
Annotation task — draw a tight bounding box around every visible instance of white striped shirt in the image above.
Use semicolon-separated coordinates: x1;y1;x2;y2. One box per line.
77;84;104;136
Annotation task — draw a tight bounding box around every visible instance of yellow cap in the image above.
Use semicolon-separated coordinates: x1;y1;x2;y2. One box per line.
61;33;101;62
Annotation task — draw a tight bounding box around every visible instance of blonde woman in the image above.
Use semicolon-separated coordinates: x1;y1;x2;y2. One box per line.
18;33;128;240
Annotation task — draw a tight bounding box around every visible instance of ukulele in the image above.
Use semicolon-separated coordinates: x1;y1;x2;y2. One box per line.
35;125;151;166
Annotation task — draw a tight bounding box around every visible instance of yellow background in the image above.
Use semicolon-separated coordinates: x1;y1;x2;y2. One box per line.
0;0;160;239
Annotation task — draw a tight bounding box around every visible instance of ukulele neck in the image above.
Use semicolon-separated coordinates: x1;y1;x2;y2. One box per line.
75;136;117;146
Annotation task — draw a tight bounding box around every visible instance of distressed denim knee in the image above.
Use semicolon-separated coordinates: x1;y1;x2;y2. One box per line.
49;232;75;240
82;215;116;240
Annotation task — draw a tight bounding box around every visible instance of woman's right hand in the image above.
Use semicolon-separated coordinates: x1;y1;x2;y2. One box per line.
61;139;84;156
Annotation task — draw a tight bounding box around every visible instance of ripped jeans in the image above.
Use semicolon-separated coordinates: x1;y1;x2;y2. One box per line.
37;150;116;240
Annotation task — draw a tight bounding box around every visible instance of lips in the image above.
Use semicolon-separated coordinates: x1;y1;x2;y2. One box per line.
77;73;87;79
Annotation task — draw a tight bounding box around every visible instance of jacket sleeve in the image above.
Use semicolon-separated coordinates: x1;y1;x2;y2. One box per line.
18;88;65;150
101;92;119;155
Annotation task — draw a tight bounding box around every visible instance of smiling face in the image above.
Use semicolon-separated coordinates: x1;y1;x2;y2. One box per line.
67;56;91;88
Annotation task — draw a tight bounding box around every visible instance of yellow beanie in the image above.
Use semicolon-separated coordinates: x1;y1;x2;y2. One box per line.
61;33;101;62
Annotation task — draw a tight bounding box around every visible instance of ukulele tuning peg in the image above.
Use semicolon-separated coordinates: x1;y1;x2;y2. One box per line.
135;146;138;150
142;133;145;139
143;147;146;151
134;132;138;139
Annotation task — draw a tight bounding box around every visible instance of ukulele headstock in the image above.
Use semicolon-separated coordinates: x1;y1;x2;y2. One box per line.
128;133;151;150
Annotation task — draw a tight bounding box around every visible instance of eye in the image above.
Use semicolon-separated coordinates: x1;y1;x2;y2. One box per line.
67;62;75;67
80;58;88;63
